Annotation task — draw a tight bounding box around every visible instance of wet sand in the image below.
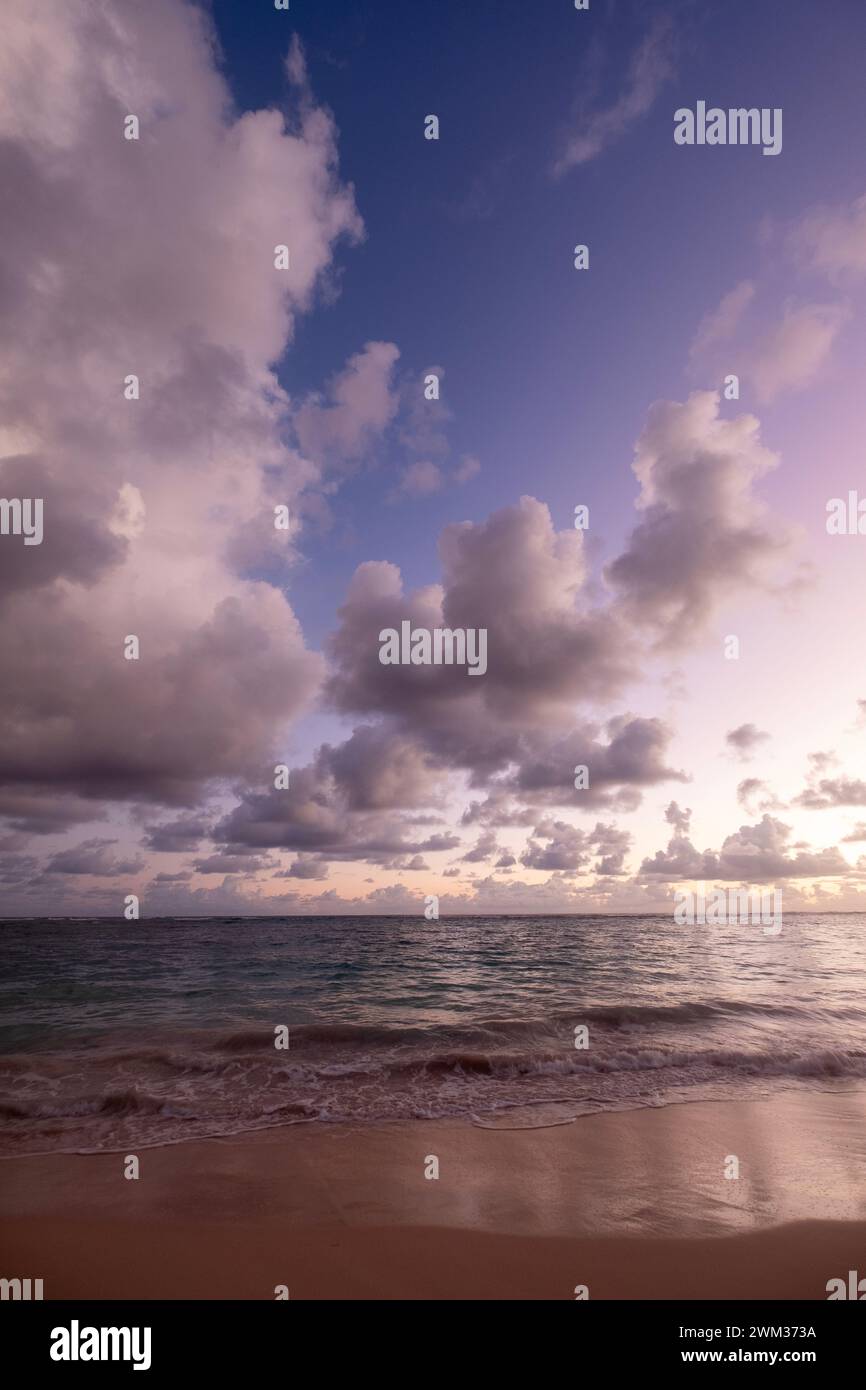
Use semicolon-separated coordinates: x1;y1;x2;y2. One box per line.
3;1090;866;1298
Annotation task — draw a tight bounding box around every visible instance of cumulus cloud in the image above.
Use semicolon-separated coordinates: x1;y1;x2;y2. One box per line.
279;856;330;880
789;749;866;811
216;726;459;868
506;716;686;811
0;5;828;909
639;814;847;883
293;341;401;471
143;814;213;853
606;391;791;642
521;819;630;876
461;829;499;863
665;800;691;834
328;497;633;752
0;1;358;832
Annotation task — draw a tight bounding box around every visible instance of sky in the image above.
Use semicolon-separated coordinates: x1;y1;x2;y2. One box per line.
2;0;866;916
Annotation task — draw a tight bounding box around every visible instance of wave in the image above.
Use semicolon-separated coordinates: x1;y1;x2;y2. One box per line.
4;1042;866;1116
0;1086;197;1122
4;996;866;1155
206;999;834;1055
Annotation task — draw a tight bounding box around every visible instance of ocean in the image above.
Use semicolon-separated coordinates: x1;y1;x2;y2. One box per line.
2;913;866;1155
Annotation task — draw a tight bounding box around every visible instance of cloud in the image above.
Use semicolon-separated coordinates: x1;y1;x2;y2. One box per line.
218;397;794;878
553;16;676;174
453;455;481;485
390;460;445;500
521;819;630;876
0;1;358;828
0;0;816;929
665;800;691;834
606;391;791;643
216;726;460;867
725;723;770;761
280;855;330;880
790;191;866;281
46;838;144;878
293;341;401;471
737;777;779;814
794;777;866;810
389;455;481;503
328;496;634;749
506;716;686;811
461;792;538;829
639;814;848;883
461;830;499;863
192;851;274;876
143;814;213;852
690;281;755;360
0;788;108;836
556;15;678;173
749;302;848;403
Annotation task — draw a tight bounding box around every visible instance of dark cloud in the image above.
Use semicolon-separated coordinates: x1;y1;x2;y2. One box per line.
461;830;498;863
521;819;630;876
217;733;461;867
46;838;144;877
326;498;635;754
280;857;330;881
192;852;275;876
664;800;691;834
508;716;686;810
143;814;213;852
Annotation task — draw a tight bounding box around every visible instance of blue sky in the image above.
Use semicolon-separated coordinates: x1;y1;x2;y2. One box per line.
212;0;866;642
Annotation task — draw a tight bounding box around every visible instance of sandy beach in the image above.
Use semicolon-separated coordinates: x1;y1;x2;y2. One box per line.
3;1089;866;1299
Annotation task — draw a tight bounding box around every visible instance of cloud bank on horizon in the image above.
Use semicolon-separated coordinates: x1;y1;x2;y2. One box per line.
2;0;866;917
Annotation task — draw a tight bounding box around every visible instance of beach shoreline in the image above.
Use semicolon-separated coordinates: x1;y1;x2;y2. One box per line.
3;1089;865;1299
